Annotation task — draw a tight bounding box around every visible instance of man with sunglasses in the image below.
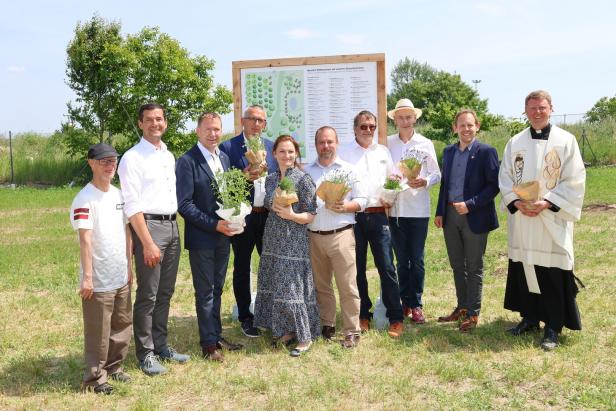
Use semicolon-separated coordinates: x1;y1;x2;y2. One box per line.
339;111;404;338
219;105;278;337
387;98;441;325
71;143;132;394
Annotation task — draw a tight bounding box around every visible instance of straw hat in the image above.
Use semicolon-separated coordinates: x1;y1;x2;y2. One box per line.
388;98;423;120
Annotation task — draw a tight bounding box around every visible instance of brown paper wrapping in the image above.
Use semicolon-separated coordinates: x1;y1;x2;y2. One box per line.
397;161;421;180
273;187;299;207
244;150;267;174
316;181;351;205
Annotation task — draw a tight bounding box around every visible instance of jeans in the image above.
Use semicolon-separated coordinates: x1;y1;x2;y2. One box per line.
354;212;403;323
389;216;429;309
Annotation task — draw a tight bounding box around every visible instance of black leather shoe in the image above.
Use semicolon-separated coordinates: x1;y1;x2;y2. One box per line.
322;326;336;341
540;327;559;351
217;338;243;351
507;318;540;336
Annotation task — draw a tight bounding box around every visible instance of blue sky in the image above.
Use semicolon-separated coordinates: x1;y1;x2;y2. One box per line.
2;0;615;134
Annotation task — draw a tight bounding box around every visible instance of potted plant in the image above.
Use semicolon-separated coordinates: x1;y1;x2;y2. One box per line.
213;168;252;234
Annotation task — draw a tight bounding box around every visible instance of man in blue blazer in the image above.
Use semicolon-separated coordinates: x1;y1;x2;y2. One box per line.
219;105;278;337
434;109;500;332
176;112;242;362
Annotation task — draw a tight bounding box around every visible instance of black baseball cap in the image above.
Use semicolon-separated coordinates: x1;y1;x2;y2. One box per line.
87;143;119;160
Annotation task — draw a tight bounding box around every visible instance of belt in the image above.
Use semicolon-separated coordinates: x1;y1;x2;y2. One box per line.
143;213;176;221
363;207;386;214
309;224;353;235
252;207;268;213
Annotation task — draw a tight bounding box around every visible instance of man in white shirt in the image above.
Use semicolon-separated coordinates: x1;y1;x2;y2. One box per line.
118;104;189;376
387;99;441;324
500;90;585;351
305;126;367;348
71;143;132;394
339;111;404;338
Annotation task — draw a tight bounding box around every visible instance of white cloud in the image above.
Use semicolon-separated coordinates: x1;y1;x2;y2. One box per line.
285;29;319;39
7;65;25;73
335;33;364;46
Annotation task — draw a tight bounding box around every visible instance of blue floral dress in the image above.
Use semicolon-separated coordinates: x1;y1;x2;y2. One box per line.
253;167;321;342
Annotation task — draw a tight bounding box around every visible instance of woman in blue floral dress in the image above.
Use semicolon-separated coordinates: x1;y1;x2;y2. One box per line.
254;135;320;356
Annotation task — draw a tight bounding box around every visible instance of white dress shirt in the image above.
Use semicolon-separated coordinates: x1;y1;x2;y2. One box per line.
305;156;368;231
197;141;224;175
118;137;177;218
339;140;394;208
387;132;441;218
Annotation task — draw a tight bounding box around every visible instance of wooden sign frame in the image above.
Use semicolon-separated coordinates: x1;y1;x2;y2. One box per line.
231;53;387;145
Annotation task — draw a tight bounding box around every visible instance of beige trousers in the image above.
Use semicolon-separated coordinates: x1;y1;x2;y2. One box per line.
310;229;360;335
82;283;132;387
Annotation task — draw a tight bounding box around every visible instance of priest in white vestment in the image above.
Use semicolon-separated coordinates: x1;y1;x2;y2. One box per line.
499;90;586;351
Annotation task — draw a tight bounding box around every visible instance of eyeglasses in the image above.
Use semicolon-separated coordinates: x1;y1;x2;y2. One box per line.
244;117;266;124
359;124;377;131
98;158;118;166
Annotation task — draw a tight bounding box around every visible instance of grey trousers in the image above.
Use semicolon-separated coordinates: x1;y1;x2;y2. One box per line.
82;283;132;387
131;220;181;361
443;205;488;317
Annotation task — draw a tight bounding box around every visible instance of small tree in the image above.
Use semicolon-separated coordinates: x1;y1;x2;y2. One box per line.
586;95;616;123
65;15;131;147
388;58;501;141
64;15;233;156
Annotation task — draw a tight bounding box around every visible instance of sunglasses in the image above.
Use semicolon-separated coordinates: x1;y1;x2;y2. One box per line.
359;124;377;131
98;158;118;166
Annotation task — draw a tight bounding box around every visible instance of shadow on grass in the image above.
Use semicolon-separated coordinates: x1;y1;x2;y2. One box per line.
0;352;83;396
392;316;575;353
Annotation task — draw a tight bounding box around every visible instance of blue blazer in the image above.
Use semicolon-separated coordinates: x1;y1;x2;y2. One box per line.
435;141;500;234
176;144;231;250
219;132;278;203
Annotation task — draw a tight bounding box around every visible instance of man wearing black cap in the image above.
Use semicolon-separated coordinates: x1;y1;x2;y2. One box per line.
70;143;133;394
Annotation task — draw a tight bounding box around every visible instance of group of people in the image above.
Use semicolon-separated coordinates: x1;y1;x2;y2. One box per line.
70;90;586;395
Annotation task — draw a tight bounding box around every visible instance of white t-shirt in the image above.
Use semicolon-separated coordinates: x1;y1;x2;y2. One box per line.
70;183;128;292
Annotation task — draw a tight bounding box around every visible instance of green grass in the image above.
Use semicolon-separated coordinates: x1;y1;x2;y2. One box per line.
0;168;615;410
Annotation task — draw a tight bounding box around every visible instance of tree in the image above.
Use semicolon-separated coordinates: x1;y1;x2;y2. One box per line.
586;95;616;122
388;58;501;141
64;15;233;156
65;15;131;146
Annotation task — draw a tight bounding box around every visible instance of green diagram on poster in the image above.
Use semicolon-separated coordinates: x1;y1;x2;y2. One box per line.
245;71;305;156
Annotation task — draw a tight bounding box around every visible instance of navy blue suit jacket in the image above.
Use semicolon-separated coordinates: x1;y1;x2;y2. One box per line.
435;141;500;234
176;144;230;250
219;132;278;203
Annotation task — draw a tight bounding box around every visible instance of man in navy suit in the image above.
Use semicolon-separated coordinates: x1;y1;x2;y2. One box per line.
176;112;243;361
219;105;278;337
434;109;500;332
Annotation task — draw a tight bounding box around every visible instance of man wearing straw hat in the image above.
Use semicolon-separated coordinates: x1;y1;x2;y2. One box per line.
499;90;586;350
386;98;441;325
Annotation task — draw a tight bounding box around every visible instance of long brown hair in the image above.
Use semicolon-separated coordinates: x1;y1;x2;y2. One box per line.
273;135;301;167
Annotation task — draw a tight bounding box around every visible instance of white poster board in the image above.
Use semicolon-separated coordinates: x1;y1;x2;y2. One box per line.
233;54;386;163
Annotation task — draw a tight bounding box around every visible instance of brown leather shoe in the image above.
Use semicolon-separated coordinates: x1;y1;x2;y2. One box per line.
359;318;370;333
410;307;426;324
341;333;360;349
387;321;404;338
403;306;412;318
459;316;478;332
321;326;336;340
438;308;467;323
202;345;224;362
